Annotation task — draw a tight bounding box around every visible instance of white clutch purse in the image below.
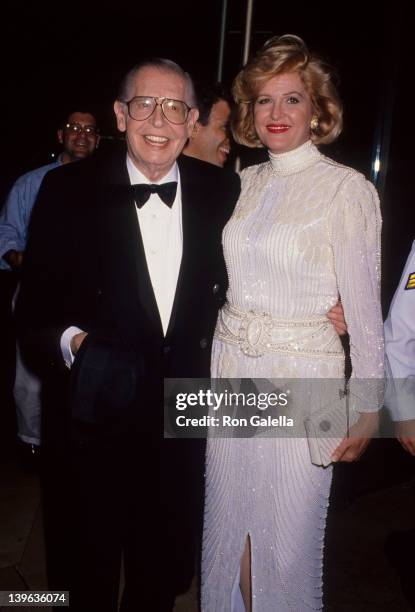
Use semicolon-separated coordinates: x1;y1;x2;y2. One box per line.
304;388;356;467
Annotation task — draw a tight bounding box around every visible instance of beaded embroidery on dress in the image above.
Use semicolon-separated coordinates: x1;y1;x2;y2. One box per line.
201;141;384;611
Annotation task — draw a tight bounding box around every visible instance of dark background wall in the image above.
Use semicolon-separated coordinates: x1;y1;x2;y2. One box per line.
0;0;412;309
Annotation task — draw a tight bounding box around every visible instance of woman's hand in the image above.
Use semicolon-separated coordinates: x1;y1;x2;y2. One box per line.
331;412;379;462
327;301;347;336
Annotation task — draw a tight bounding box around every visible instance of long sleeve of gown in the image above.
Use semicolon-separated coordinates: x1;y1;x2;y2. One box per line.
328;171;384;411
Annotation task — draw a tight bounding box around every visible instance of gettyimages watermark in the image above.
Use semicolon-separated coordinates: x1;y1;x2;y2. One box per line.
164;377;415;467
174;383;292;430
165;378;296;438
163;377;414;439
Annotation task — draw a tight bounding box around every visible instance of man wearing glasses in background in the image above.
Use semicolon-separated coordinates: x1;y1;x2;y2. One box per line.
16;60;239;611
0;110;99;465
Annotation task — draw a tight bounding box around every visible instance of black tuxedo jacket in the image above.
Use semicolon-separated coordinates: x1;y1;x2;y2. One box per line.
16;146;240;437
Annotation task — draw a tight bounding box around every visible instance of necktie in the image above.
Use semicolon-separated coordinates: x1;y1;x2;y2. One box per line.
132;182;177;208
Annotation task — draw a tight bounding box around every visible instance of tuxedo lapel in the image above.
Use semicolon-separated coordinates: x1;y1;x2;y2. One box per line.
165;158;208;340
99;150;163;339
98;151;213;343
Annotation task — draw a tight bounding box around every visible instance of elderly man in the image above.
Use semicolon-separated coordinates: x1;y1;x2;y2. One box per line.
183;82;231;167
0;110;99;459
17;60;239;611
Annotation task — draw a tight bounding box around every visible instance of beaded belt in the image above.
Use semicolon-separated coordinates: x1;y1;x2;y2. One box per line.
215;303;343;358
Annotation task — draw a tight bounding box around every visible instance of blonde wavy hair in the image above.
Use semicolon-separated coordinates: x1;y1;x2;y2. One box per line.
232;34;343;148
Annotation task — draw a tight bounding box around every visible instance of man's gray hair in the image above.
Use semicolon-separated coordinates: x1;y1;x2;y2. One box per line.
117;58;197;108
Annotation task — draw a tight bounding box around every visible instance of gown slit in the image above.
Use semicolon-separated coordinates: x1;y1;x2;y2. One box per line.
202;141;384;611
230;533;252;612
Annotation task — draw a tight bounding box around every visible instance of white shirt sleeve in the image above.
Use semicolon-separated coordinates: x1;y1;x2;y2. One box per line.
384;241;415;420
60;326;84;369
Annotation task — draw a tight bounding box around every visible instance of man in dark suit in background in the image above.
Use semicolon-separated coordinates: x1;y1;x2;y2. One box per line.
183;82;232;167
17;58;240;611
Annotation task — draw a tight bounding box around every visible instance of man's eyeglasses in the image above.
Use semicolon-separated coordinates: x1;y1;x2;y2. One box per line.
124;96;191;125
64;123;99;136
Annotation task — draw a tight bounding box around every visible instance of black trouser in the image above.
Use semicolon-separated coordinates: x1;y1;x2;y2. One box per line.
42;423;205;611
162;438;206;602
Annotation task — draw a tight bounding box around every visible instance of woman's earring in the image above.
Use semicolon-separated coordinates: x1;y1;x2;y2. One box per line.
310;116;319;131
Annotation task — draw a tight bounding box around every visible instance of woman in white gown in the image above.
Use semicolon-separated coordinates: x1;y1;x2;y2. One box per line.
202;35;384;611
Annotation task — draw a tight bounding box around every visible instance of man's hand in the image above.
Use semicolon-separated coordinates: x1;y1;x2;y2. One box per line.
3;249;24;269
331;412;379;462
396;420;415;456
327;301;347;336
70;332;88;356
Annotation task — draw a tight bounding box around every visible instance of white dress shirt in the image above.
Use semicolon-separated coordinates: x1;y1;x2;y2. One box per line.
61;156;183;368
126;156;182;335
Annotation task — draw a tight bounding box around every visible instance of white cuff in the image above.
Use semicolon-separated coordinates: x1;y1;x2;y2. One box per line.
60;326;84;369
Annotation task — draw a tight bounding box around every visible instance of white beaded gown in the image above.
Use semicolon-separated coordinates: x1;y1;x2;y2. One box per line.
201;141;384;611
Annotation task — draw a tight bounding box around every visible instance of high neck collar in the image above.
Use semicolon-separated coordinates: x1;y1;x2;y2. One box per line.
268;140;321;176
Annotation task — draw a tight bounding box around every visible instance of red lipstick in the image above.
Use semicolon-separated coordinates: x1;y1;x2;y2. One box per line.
266;124;290;134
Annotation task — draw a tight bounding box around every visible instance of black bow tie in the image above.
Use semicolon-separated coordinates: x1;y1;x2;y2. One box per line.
131;182;177;208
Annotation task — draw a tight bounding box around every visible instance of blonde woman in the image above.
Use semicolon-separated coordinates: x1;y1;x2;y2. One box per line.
202;35;384;611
